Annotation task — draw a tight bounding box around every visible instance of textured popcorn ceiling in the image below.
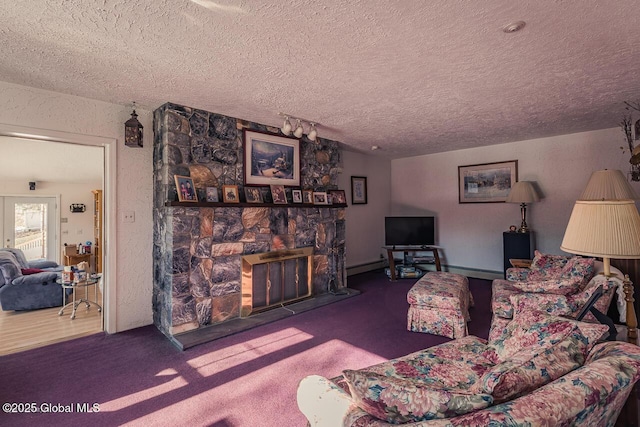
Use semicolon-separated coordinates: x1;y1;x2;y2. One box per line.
1;1;640;159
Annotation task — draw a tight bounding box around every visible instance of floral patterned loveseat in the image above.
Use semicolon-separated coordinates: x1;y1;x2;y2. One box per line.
297;308;640;426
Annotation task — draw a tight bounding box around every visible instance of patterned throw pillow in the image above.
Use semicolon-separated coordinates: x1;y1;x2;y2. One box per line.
349;335;494;391
479;336;586;402
559;256;596;290
485;309;608;363
508;277;584;295
343;370;493;423
527;250;571;281
508;293;574;319
480;311;609;402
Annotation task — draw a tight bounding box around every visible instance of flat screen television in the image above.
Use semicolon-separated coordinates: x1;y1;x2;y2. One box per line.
385;216;435;247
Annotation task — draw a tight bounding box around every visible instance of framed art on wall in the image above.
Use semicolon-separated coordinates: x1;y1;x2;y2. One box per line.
175;175;198;202
351;176;367;204
244;130;300;187
292;189;303;203
458;160;518;203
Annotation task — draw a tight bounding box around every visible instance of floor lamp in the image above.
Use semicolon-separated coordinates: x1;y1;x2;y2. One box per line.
560;199;640;341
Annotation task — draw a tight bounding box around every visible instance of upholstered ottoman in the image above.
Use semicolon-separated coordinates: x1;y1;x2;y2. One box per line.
407;271;471;338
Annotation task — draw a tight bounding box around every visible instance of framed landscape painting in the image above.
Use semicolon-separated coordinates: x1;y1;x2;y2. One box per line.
244;130;300;187
458;160;518;203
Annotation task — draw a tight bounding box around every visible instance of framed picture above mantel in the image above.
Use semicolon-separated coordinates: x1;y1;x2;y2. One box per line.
244;130;301;187
458;160;518;203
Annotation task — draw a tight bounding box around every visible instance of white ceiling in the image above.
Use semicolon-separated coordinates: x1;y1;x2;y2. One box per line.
1;1;640;159
0;137;103;184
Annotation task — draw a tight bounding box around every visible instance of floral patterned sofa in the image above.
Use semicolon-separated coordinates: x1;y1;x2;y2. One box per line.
490;251;625;342
297;307;640;426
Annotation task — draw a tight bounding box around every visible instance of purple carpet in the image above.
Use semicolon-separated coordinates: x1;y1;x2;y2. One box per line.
0;271;492;426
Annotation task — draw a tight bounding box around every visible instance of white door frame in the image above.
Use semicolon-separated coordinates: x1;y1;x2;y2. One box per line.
0;123;117;334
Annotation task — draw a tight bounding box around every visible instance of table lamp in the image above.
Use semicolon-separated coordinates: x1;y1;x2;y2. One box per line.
506;181;540;232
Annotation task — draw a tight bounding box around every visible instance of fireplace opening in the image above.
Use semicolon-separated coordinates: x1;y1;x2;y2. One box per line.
241;247;314;317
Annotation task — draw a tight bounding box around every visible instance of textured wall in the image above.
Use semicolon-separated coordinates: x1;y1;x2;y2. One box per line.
153;103;346;336
0;80;154;333
391;127;640;273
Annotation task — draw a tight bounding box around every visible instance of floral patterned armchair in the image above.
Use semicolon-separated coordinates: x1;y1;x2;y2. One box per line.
489;251;625;341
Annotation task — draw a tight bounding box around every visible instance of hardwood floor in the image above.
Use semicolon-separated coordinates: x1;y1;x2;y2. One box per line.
0;287;103;355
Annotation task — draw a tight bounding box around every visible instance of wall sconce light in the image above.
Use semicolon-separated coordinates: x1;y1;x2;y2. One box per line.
278;112;320;141
125;102;144;148
29;181;36;191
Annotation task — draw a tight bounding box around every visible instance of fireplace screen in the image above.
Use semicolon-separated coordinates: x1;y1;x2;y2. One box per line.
241;247;313;317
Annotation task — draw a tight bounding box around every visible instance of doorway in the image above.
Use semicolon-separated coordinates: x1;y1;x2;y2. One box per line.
0;133;107;354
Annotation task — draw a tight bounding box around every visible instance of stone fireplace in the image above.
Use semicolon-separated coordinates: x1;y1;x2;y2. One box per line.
152;103;347;340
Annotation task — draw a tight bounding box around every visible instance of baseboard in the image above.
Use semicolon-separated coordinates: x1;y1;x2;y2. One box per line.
417;263;503;280
347;260;503;280
347;260;386;276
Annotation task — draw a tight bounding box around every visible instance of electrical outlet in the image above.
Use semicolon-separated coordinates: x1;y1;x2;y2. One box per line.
122;211;135;223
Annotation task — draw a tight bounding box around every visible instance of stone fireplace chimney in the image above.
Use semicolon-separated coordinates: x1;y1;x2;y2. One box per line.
152;103;347;342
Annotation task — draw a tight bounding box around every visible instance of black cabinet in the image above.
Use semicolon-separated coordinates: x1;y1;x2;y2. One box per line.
503;232;534;277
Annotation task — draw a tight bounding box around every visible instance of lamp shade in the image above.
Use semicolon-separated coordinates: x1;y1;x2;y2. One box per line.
579;169;639;200
506;181;540;203
560;200;640;259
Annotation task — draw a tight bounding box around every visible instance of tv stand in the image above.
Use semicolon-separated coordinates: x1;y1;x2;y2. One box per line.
383;245;442;281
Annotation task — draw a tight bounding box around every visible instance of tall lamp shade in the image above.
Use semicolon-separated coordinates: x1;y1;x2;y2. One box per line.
560;200;640;276
506;181;540;232
579;169;639;200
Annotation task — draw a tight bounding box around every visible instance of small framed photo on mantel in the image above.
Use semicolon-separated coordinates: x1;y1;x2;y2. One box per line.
302;190;314;204
222;185;240;203
292;189;303;203
313;191;329;205
328;190;347;205
270;185;288;204
245;187;264;203
205;187;219;202
175;175;198;202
